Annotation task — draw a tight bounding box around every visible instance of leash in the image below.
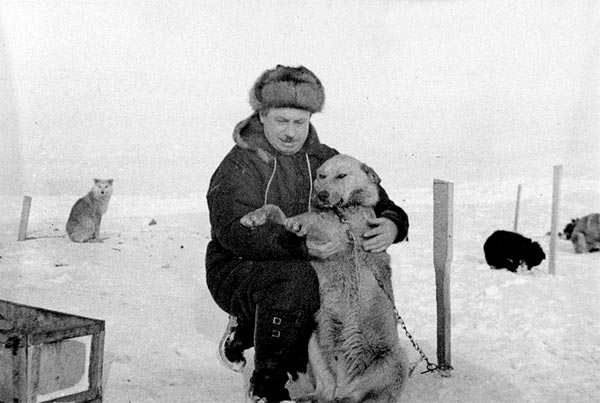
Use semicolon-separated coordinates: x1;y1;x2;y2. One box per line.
372;273;452;375
335;207;451;376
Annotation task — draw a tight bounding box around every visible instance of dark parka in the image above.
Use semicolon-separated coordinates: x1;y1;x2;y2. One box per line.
205;113;409;316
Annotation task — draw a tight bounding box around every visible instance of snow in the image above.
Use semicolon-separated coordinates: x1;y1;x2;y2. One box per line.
1;177;599;403
1;1;599;401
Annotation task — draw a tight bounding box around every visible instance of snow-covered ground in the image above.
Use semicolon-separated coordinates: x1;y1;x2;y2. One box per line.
1;2;599;401
1;177;598;403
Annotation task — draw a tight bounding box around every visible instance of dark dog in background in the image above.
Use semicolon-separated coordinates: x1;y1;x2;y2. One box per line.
561;213;600;253
484;230;546;272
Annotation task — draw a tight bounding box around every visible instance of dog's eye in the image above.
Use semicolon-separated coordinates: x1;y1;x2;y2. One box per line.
318;174;327;179
336;174;347;179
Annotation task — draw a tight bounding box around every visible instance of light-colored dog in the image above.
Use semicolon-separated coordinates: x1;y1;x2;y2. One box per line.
66;179;113;243
241;154;407;403
563;213;600;253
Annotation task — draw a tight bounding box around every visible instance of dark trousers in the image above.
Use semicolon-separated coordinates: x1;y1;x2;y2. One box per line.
208;259;320;386
209;259;320;323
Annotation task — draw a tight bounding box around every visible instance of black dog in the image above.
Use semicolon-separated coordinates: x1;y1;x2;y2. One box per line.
483;230;546;272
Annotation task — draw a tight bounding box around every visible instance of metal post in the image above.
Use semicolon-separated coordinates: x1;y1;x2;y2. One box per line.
549;165;563;275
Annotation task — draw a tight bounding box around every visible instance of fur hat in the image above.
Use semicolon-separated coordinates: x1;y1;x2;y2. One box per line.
249;65;325;113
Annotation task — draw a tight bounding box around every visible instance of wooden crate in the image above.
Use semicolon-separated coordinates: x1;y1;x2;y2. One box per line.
0;299;104;403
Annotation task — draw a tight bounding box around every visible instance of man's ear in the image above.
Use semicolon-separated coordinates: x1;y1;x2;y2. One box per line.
361;163;381;184
258;109;268;124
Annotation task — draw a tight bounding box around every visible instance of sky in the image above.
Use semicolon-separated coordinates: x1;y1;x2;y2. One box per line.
0;0;599;203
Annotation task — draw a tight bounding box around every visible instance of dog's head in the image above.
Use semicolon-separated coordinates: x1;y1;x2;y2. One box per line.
312;154;380;209
524;241;546;268
92;178;114;198
560;218;578;240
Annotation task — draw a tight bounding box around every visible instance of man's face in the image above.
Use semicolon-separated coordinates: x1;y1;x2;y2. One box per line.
260;108;311;155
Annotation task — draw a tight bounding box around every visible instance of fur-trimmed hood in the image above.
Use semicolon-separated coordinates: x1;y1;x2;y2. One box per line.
232;112;326;163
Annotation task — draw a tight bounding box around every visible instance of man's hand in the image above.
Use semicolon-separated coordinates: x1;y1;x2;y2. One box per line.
362;217;398;253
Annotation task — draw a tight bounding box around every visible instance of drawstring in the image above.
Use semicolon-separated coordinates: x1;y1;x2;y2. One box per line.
306;153;313;212
263;153;313;213
264;157;278;206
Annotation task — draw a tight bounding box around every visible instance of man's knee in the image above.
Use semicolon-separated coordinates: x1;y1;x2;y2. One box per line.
256;262;320;313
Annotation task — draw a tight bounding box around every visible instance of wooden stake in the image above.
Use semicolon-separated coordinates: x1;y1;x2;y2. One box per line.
513;184;522;232
433;179;453;375
548;165;563;275
18;196;32;241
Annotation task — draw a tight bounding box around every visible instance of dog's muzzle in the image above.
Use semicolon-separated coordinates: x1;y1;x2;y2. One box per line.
317;190;329;204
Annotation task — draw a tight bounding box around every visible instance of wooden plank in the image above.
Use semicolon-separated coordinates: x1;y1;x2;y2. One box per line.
433;179;453;375
88;330;105;400
18;196;32;241
13;335;31;403
513;184;522;232
548;165;563;275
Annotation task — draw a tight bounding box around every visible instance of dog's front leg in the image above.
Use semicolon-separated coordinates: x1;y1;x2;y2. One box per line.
240;204;287;228
284;212;323;237
284;213;311;237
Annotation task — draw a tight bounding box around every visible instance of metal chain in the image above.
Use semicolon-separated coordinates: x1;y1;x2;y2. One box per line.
373;275;451;375
338;210;451;375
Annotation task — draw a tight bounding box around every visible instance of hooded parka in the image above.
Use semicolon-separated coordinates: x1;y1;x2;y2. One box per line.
205;112;409;319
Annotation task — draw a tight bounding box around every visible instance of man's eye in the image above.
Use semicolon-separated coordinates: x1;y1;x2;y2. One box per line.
336;174;347;179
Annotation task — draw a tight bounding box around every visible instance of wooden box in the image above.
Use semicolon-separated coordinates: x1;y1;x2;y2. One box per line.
0;299;104;403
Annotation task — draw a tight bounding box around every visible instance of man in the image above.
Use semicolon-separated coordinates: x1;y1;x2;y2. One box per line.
206;65;409;403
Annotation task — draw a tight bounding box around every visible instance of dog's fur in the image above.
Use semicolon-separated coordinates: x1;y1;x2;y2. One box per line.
483;230;546;272
560;219;578;240
562;213;600;253
241;154;407;403
66;179;113;243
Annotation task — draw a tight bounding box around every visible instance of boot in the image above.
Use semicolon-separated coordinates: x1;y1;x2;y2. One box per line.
218;315;253;372
249;306;309;403
249;361;293;403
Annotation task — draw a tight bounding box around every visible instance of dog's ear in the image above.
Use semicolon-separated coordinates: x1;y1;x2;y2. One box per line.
361;163;381;184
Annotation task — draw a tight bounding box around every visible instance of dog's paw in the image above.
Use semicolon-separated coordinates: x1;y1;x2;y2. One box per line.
284;217;307;236
88;238;104;243
240;209;268;228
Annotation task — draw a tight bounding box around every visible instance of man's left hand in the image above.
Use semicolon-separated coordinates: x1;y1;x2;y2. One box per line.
362;217;398;253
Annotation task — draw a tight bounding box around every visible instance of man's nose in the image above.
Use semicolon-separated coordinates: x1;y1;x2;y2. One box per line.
283;123;295;138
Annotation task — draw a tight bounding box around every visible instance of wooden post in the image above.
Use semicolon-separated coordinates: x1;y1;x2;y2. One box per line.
513;184;522;232
18;196;32;241
548;165;563;275
433;179;453;375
